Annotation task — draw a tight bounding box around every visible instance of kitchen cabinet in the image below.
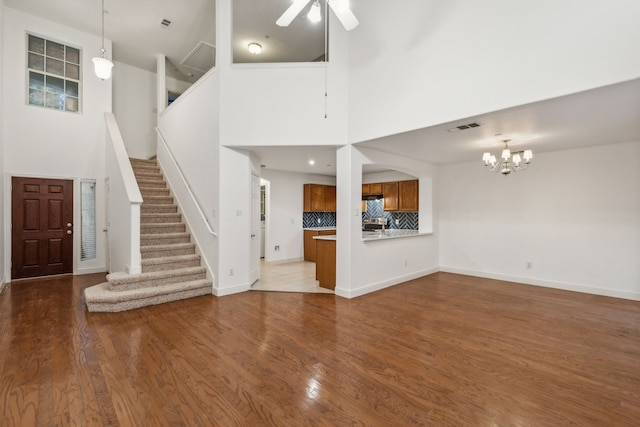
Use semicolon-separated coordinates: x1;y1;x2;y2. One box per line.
304;229;336;262
399;179;419;211
325;185;336;212
362;183;382;196
383;182;399;211
303;184;336;212
315;238;336;290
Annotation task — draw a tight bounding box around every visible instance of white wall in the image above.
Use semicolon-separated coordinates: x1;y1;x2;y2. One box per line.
157;70;221;292
113;62;156;160
260;169;335;263
348;0;640;143
439;141;640;300
217;0;349;148
335;146;439;298
2;7;112;278
0;0;6;289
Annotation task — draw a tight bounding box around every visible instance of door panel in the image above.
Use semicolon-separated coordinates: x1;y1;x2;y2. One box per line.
12;177;74;279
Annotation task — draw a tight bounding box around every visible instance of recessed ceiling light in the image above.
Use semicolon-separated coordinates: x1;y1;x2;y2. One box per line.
247;43;262;55
308;160;315;165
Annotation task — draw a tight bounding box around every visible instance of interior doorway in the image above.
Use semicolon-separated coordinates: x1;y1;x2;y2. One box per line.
11;177;74;279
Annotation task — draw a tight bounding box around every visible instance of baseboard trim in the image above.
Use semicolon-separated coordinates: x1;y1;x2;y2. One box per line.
213;283;251;297
264;257;304;266
439;267;640;301
335;266;440;299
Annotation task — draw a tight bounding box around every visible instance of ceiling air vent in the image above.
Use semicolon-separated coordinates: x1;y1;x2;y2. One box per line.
447;122;481;133
160;19;172;28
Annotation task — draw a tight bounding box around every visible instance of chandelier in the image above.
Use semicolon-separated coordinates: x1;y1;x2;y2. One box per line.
482;139;532;175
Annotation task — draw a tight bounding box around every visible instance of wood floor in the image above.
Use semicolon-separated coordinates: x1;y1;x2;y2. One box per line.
1;272;639;426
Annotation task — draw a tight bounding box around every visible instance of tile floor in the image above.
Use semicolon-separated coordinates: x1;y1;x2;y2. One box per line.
251;260;334;294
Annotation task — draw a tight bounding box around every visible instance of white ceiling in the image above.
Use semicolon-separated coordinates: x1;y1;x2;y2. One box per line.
7;0;640;176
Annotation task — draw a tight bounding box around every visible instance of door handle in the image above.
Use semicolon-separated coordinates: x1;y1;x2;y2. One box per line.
67;230;72;235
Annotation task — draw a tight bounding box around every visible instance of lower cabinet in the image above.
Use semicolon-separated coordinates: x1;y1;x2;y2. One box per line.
304;229;336;262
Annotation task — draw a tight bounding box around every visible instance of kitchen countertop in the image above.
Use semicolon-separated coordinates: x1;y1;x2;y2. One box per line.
313;230;430;241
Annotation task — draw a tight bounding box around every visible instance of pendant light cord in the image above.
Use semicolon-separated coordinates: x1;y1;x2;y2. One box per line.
100;0;106;56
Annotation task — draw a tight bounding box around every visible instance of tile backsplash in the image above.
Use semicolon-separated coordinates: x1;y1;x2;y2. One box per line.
362;199;419;230
303;212;337;228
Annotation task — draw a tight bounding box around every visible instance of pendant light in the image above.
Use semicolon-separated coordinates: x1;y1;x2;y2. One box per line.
92;0;113;80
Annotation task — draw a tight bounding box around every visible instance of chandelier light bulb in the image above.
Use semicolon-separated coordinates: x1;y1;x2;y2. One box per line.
307;1;322;22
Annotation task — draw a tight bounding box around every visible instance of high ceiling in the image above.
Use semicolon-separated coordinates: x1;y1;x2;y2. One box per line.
6;0;640;176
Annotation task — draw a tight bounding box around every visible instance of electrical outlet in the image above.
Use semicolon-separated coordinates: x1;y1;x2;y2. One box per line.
395;219;400;225
526;262;533;269
275;245;280;251
317;218;321;223
236;210;242;216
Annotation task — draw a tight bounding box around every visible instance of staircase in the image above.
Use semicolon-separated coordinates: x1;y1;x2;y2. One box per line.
84;158;212;312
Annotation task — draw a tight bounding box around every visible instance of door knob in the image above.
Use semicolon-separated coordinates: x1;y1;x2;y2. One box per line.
67;230;72;234
67;223;73;227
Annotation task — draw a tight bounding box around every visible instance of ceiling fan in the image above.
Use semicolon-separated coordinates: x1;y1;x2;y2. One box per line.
276;0;359;31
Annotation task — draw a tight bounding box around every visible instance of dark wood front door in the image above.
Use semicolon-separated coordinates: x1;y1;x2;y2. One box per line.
11;177;74;279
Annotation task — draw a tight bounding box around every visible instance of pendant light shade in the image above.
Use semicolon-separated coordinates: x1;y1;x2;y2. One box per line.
93;55;113;80
93;0;113;80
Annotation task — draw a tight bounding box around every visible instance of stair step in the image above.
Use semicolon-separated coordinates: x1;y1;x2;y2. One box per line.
107;267;207;291
136;178;166;188
141;204;178;214
140;187;171;197
84;279;212;312
142;254;201;272
141;213;182;224
141;232;191;246
141;222;185;234
142;195;174;205
141;242;195;258
134;171;163;180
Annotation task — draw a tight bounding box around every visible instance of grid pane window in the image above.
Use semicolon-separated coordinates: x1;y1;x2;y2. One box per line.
27;34;81;113
81;181;97;261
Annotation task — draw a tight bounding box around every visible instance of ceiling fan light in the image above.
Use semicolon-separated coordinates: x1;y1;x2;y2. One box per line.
93;56;113;80
307;1;322;23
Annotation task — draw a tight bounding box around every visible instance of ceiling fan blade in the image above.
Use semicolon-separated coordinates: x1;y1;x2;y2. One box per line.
327;0;359;31
276;0;312;27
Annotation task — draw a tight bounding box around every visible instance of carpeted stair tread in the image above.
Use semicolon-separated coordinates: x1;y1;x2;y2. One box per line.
141;242;196;258
107;266;207;291
142;204;178;214
85;280;211;312
136;179;166;188
141;222;185;233
141;213;182;223
141;232;190;245
142;195;174;205
142;254;201;272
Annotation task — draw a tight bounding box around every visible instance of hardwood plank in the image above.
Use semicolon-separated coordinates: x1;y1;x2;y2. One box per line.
1;272;639;425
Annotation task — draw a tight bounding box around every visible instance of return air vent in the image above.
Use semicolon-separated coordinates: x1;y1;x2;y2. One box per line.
160;19;172;28
447;122;481;133
180;41;216;73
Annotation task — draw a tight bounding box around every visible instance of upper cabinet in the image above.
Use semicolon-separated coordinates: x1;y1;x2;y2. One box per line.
382;182;399;211
304;184;336;212
399;180;419;211
362;179;419;212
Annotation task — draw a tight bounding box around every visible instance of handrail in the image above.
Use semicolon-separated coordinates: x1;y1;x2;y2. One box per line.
106;113;143;205
155;127;217;236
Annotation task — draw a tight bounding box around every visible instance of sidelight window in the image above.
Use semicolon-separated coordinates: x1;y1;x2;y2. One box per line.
81;180;97;261
27;34;81;113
